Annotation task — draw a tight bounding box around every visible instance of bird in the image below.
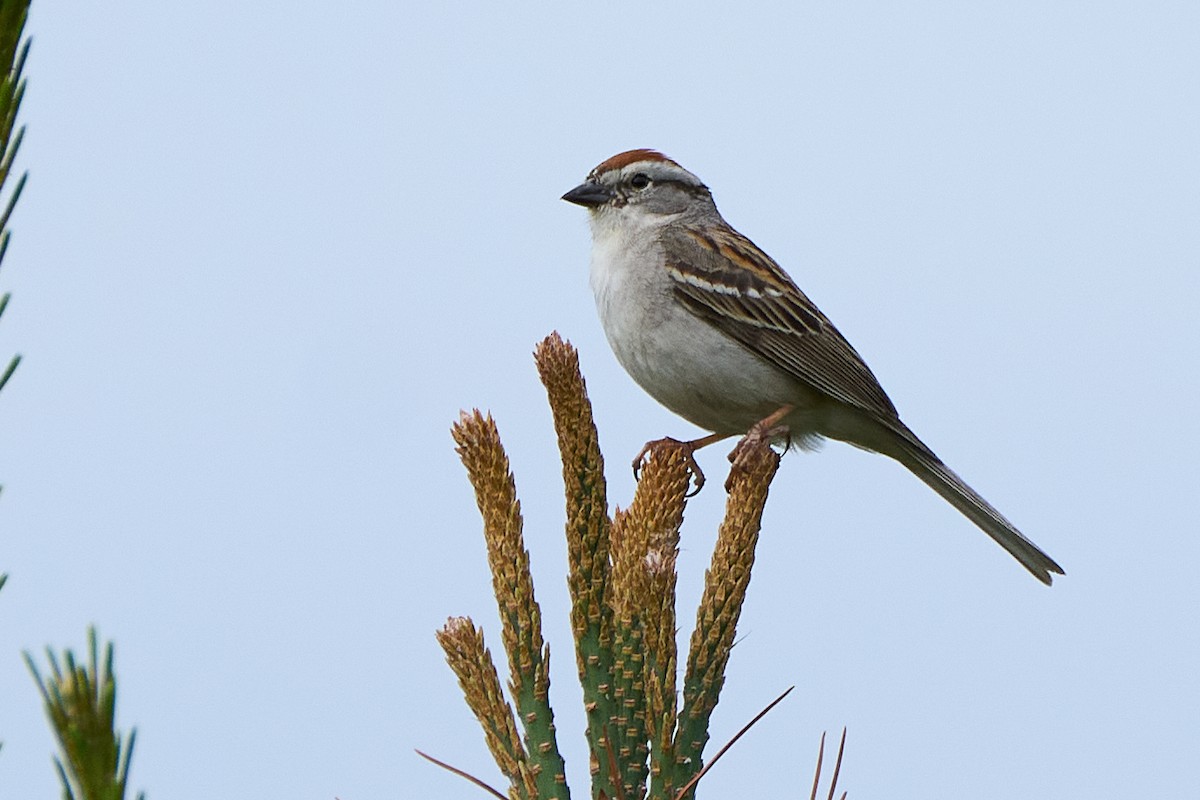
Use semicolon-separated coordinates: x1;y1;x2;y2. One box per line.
561;148;1063;584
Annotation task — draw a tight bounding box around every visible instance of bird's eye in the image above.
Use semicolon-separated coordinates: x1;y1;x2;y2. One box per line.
630;173;651;189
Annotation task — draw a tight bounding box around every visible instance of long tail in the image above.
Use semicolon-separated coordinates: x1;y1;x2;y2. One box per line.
886;427;1064;585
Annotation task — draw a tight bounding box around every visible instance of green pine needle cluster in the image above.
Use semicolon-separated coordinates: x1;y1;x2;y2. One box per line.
1;7;145;798
0;0;28;396
25;629;144;800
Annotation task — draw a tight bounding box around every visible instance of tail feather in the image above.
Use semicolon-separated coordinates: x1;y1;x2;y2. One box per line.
890;433;1064;585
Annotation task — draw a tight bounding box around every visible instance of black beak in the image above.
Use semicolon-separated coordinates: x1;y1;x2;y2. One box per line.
562;181;615;207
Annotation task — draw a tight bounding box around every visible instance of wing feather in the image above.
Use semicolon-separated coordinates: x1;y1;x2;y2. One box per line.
662;223;899;419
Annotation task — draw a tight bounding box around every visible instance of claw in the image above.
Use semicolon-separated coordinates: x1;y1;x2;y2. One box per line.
632;437;707;496
725;418;790;492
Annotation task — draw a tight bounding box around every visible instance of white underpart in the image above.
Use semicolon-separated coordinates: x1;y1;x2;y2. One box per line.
587;206;823;436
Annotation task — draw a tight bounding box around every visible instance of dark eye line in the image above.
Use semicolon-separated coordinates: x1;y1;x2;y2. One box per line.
632;176;703;191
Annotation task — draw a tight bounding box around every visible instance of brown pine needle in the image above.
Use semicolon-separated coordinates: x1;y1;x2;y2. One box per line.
602;723;628;800
827;727;847;800
415;749;508;800
672;686;795;800
810;727;849;800
810;731;826;800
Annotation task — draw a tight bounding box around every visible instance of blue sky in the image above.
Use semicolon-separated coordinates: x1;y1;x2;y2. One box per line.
1;2;1197;797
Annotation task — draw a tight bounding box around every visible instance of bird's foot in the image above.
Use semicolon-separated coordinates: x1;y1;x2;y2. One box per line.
632;437;707;497
725;420;790;492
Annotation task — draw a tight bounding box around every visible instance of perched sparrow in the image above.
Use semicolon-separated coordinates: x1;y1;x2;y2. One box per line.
563;149;1063;584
